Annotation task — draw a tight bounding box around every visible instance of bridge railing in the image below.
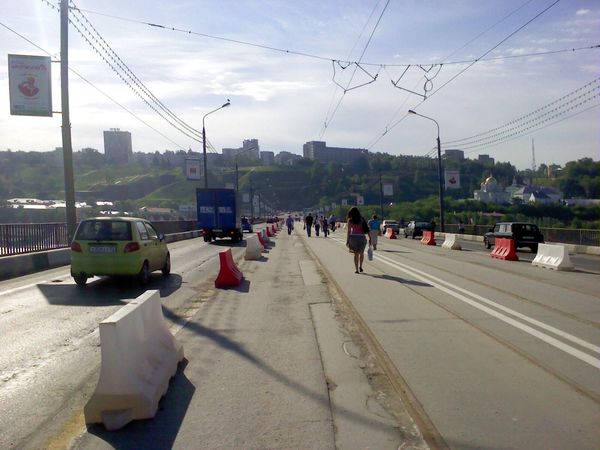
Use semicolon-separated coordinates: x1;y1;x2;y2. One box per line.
0;220;199;257
1;221;597;257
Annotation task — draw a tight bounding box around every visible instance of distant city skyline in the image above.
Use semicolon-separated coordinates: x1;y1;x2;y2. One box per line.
1;0;599;170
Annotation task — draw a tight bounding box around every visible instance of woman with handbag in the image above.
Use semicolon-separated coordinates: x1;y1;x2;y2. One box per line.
346;206;371;274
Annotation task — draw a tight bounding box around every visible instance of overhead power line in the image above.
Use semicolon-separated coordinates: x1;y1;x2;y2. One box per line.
69;4;597;69
367;0;563;150
319;0;391;138
445;82;600;152
40;0;225;153
0;20;186;149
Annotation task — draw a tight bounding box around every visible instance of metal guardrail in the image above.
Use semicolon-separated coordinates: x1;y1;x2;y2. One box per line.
0;221;597;257
0;223;68;256
0;220;199;257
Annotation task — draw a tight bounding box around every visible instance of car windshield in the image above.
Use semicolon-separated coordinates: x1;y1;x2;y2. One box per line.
75;220;132;241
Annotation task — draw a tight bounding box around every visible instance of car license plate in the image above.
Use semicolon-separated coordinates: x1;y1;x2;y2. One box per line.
89;246;116;254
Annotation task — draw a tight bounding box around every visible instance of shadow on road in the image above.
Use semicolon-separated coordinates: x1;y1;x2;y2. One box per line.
37;274;183;306
86;360;194;449
364;273;433;287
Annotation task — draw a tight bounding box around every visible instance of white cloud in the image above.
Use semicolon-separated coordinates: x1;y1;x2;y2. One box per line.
575;9;590;16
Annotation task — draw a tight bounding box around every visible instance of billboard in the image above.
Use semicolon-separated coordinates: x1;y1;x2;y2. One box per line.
8;54;52;117
445;170;460;189
356;195;364;205
383;183;393;196
185;158;201;180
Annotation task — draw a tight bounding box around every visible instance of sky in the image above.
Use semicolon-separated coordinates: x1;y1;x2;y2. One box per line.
0;0;599;170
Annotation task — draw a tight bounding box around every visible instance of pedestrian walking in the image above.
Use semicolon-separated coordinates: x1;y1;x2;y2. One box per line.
346;206;371;274
314;217;321;236
329;214;336;232
322;216;329;237
286;215;294;235
304;213;314;237
367;214;381;250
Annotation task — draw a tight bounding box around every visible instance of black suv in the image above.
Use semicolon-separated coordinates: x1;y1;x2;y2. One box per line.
484;222;544;252
404;220;433;239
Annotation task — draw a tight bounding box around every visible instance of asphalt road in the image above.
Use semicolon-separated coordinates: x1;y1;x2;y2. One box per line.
1;229;598;449
303;230;600;449
0;237;232;449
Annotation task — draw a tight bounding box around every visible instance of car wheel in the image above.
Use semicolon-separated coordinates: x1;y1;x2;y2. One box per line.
73;274;87;286
138;261;150;285
530;244;538;253
161;253;171;276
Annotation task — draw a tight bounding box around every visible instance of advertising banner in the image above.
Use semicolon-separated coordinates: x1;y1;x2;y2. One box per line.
243;193;250;203
185;158;201;180
445;170;460;189
331;202;337;210
341;199;348;206
356;195;364;205
8;54;52;117
383;183;393;196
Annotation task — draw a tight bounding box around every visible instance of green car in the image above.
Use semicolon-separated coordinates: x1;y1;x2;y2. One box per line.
70;217;170;286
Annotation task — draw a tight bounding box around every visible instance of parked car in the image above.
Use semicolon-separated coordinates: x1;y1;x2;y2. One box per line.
404;220;432;239
484;222;544;252
241;216;253;233
70;217;170;286
381;220;400;234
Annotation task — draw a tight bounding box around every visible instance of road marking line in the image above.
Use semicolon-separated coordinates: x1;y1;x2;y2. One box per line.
329;237;600;369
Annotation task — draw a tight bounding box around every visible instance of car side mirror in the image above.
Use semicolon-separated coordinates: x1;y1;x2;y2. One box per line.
158;233;165;241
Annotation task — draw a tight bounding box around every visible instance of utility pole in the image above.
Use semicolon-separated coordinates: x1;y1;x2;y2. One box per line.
249;175;254;219
379;172;384;220
61;0;77;241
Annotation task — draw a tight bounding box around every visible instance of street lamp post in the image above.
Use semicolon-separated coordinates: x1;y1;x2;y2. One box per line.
408;109;445;232
202;100;230;189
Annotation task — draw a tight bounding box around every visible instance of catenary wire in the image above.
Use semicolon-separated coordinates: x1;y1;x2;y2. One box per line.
67;3;598;68
320;0;391;138
68;2;205;141
1;20;187;150
367;0;562;150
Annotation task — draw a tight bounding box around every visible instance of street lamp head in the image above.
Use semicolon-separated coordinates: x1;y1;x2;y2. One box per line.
222;99;231;108
408;109;417;115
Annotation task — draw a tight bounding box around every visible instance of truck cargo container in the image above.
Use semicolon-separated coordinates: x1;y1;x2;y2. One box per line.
196;188;242;242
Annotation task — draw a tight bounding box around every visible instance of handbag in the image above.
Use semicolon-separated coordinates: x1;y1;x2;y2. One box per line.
367;244;373;261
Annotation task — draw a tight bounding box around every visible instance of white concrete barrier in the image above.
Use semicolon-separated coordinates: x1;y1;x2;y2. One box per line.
262;229;271;243
84;290;184;430
244;234;263;260
441;233;462;250
532;243;574;271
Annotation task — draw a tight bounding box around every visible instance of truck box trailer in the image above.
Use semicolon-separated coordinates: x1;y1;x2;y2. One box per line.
196;188;242;242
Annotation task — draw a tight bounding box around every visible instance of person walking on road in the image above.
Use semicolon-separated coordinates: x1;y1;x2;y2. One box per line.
329;214;336;232
304;213;314;237
346;206;370;274
286;215;294;235
367;214;381;250
322;216;329;237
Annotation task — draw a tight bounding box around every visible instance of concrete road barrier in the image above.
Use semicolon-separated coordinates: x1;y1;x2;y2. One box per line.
84;290;184;430
490;238;519;261
532;243;574;271
214;248;244;288
441;233;462;250
421;230;436;246
244;234;263;260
